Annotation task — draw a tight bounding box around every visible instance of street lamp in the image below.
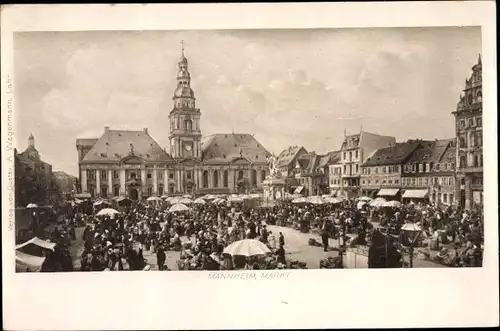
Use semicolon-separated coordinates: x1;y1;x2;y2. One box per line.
401;222;422;268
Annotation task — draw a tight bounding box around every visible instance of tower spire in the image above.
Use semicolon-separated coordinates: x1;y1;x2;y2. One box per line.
478;53;481;64
181;40;185;57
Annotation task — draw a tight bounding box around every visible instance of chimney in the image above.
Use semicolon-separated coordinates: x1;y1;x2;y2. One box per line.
104;126;110;132
143;128;148;134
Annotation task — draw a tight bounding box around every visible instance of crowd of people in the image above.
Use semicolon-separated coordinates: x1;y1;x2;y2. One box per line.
30;194;484;271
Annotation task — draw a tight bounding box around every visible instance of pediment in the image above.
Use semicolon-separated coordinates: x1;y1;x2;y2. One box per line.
177;157;201;166
231;157;252;165
120;155;145;165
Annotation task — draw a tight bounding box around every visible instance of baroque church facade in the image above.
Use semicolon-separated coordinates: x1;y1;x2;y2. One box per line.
76;46;271;200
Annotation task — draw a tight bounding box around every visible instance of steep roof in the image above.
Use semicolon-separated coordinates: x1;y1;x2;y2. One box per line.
325;150;341;166
407;139;453;164
317;153;333;168
362;140;424;166
440;144;456;163
76;138;99;148
81;129;172;163
296;155;311;170
201;133;270;164
276;146;307;167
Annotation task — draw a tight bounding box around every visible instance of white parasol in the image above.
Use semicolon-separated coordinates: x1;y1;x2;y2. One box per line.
160;195;169;199
96;208;120;217
167;196;181;204
325;197;343;204
308;196;326;205
292;197;308;204
401;222;423;232
213;198;226;204
147;196;162;201
182;194;193;199
179;197;193;205
240;194;253;200
204;194;217;200
356;201;368;210
169;203;190;212
370;197;387;207
26;203;38;208
383;200;402;208
228;196;244;203
223;239;271;257
193;198;206;205
358;196;373;202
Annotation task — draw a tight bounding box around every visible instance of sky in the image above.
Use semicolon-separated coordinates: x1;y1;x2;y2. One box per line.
14;27;481;176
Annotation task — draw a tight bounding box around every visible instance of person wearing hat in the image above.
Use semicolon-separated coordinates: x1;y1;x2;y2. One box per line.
156;243;166;271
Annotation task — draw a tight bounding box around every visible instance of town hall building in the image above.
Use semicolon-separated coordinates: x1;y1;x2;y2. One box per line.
76;45;271;199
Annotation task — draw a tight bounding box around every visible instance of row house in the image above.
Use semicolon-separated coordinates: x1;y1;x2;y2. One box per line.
339;131;396;198
360;140;423;200
401;139;456;206
275;145;309;193
328;151;342;195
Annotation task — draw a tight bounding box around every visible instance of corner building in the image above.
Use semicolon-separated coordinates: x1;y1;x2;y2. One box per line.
452;55;483;209
77;47;271;199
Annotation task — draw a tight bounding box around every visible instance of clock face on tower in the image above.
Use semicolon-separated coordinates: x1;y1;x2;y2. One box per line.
183;141;193;157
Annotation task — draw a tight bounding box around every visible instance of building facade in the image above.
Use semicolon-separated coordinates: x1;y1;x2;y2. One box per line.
77;47;270;199
360;140;423;199
15;134;55;206
275;146;309;193
401;139;456;206
452;55;483;209
327;151;342;195
339;131;396;198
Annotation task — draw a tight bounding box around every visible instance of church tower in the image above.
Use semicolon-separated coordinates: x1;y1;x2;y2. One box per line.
169;41;202;159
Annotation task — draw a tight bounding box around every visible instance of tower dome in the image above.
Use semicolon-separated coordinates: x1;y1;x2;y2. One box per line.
177;69;190;79
174;86;195;98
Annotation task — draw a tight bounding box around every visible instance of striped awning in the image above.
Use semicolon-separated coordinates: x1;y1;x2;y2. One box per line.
402;189;429;199
377;188;400;197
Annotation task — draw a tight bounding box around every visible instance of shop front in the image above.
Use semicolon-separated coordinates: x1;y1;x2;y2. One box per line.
377;188;401;201
402;189;429;204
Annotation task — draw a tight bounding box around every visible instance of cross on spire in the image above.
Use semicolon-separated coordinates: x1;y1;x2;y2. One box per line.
181;40;185;56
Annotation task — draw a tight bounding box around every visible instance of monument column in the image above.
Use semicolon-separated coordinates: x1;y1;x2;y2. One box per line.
208;169;213;188
141;168;146;196
153;168;158;195
176;169;181;193
95;169;101;197
81;169;88;193
108;169;113;196
120;169;126;195
164;168;169;192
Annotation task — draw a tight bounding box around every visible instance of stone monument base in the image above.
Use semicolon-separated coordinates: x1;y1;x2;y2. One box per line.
262;176;286;202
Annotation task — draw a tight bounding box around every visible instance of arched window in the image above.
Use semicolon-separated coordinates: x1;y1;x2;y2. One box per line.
158;185;164;196
252;169;257;186
202;171;208;188
168;183;175;193
184;119;193;131
477;91;482;102
467;93;473;105
238;170;244;179
213;171;219;187
223;170;228;188
261;170;266;181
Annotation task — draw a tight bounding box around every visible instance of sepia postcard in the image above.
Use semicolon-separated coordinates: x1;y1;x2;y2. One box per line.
2;2;498;330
